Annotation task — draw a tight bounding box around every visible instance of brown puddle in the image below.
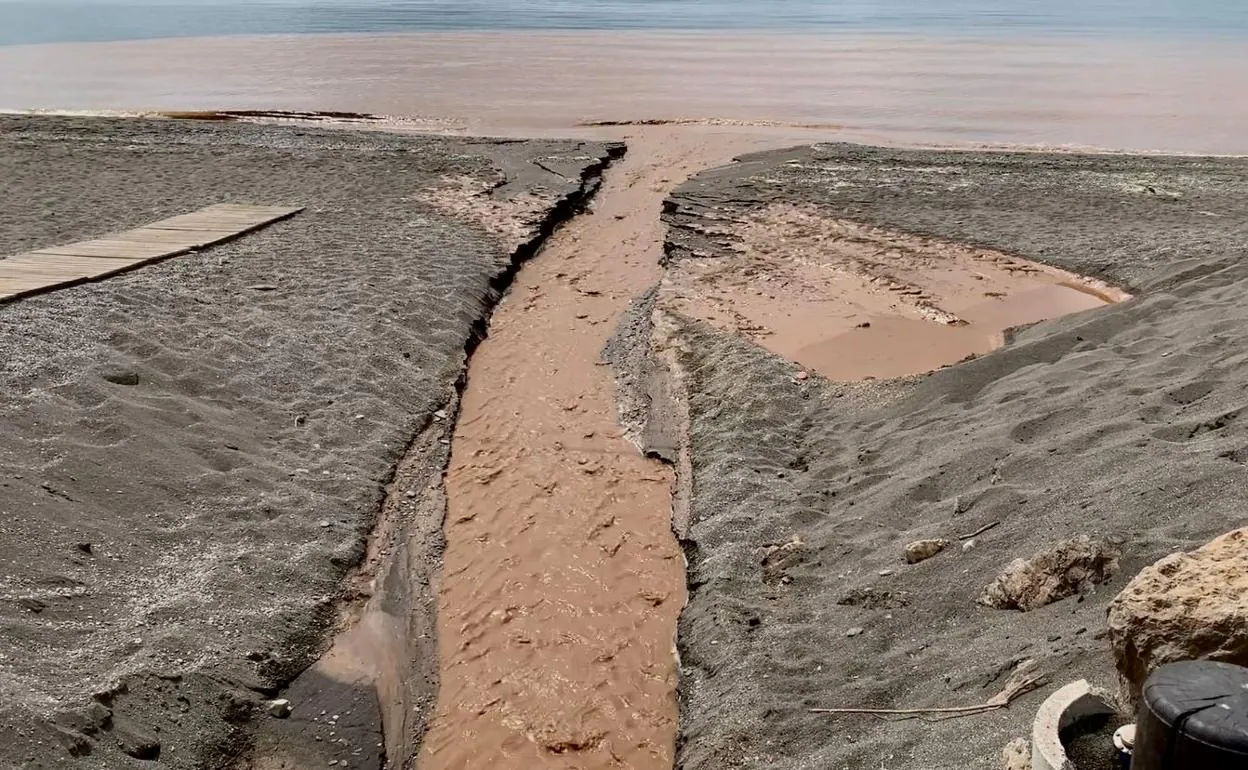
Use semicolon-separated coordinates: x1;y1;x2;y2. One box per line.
662;204;1129;380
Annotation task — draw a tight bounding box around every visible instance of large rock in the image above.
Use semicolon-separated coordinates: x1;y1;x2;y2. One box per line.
979;536;1119;611
1107;527;1248;699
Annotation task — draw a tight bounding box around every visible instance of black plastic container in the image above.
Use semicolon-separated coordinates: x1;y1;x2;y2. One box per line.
1132;660;1248;769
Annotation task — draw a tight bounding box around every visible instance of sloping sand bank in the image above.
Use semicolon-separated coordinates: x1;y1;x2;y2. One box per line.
0;116;615;769
640;145;1248;768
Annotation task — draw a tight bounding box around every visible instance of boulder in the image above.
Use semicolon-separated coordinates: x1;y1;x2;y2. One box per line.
1106;527;1248;700
980;536;1119;611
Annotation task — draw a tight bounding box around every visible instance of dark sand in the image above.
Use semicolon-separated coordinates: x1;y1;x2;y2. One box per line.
0;115;615;769
628;144;1248;768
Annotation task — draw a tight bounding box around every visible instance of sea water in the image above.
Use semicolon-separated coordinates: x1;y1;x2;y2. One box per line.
2;0;1247;46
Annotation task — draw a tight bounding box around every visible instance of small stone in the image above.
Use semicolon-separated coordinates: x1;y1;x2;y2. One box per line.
354;414;365;420
246;284;279;291
904;538;950;564
266;699;292;719
963;539;977;552
100;369;140;386
433;409;448;421
845;627;864;638
856;321;872;329
795;371;809;381
114;722;160;760
404;490;416;498
319;520;331;528
1001;737;1030;770
17;597;46;614
878;569;894;577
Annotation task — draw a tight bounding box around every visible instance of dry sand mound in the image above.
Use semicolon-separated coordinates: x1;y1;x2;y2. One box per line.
641;144;1248;769
0;116;616;769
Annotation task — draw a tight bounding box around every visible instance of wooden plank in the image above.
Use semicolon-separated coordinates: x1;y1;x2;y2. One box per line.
0;275;82;291
2;254;142;277
0;203;302;302
111;227;240;245
32;241;185;260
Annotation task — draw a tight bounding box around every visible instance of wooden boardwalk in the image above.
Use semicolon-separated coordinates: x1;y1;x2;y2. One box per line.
0;203;302;303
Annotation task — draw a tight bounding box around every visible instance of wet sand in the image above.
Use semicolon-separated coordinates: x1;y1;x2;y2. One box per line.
661;204;1126;380
0;115;615;770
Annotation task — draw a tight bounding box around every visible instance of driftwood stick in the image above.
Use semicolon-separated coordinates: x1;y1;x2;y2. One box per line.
810;670;1046;722
809;704;999;716
957;520;1001;540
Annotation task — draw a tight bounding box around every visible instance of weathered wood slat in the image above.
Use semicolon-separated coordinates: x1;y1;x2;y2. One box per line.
0;204;301;302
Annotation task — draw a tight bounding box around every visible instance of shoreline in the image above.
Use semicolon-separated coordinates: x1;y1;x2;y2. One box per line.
11;108;1248;160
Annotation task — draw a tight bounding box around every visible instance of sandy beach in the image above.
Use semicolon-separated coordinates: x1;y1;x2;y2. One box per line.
2;22;1248;770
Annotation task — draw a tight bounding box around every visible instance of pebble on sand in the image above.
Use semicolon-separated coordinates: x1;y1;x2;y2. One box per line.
266;699;292;719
